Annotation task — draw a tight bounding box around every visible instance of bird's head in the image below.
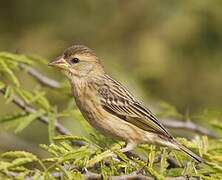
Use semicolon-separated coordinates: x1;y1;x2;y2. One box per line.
49;45;104;80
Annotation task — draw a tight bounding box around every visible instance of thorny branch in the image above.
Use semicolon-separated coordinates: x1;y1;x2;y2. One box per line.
20;64;217;138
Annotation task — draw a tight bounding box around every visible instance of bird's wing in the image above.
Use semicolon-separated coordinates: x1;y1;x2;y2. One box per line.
98;75;173;138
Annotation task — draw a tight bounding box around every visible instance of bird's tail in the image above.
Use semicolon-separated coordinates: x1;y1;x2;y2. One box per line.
174;141;203;163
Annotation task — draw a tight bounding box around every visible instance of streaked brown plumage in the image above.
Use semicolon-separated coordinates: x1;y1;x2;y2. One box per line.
49;45;202;163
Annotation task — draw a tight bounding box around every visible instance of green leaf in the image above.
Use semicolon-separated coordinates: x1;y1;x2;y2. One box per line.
0;113;26;124
148;145;156;167
33;171;42;180
15;110;45;133
14;88;51;111
53;135;91;144
14;88;33;103
87;149;114;167
40;144;58;156
0;52;33;64
15;171;30;180
114;151;129;163
167;168;184;177
1;151;38;161
160;148;168;175
42;157;59;163
206;161;222;171
62;146;89;160
33;91;51;110
182;162;196;176
48;112;56;144
0;60;20;87
145;166;165;180
57;165;73;180
0;161;11;171
43;172;56;180
59;142;74;151
4;86;14;103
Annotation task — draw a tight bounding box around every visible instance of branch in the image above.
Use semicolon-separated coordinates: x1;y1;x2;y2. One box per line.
19;64;61;89
84;171;154;180
161;118;218;138
20;63;217;138
0;88;85;147
84;172;198;180
5;170;198;180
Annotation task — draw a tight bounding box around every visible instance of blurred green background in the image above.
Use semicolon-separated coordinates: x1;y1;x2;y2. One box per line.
0;0;222;155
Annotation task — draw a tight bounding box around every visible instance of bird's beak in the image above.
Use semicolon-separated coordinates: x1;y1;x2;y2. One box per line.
48;56;69;70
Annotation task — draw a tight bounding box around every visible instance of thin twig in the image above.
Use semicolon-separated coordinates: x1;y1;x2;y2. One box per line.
5;170;197;180
19;64;61;89
20;63;217;138
0;88;85;147
85;171;195;180
161;118;218;138
84;171;153;180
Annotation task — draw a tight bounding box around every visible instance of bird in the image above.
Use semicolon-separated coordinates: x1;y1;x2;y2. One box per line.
49;45;202;163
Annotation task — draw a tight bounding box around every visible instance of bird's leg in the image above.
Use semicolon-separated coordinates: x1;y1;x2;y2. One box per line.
120;142;137;152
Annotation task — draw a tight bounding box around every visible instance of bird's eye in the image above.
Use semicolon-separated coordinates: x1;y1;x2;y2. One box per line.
70;58;79;64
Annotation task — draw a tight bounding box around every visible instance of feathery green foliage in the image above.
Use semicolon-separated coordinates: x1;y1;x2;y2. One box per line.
0;52;222;179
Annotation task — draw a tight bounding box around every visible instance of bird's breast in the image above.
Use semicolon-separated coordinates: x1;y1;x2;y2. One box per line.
71;82;106;129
